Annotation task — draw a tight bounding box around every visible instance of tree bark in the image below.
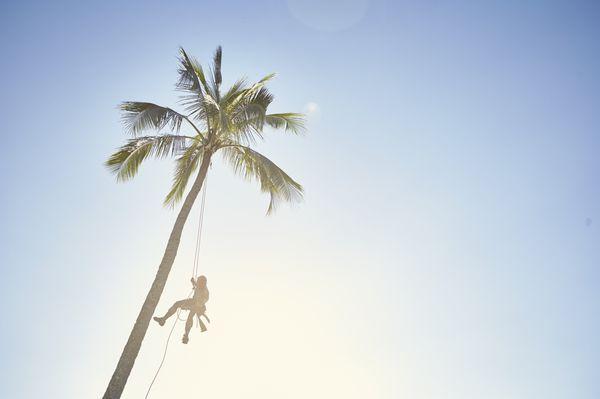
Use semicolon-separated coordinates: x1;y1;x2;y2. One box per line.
103;153;212;399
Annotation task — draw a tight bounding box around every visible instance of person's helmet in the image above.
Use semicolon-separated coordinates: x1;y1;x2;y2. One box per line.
197;275;207;285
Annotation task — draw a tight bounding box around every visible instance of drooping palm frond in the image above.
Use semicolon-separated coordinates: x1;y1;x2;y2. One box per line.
163;139;205;207
265;113;306;135
120;102;188;136
221;144;303;214
106;134;191;181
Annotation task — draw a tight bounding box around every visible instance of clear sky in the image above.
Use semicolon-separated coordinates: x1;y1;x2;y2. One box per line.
1;0;599;398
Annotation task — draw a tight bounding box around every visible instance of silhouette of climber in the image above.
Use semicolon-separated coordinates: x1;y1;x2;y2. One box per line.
153;275;209;344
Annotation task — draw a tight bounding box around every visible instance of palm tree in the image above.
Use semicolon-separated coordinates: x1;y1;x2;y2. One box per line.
102;46;305;399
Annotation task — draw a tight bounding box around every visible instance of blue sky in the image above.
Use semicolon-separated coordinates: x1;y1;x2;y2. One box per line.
1;0;599;398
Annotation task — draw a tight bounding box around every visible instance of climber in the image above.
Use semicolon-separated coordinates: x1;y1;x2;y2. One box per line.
153;275;210;344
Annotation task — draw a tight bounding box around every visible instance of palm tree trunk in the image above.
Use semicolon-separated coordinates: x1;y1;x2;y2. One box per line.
103;153;212;399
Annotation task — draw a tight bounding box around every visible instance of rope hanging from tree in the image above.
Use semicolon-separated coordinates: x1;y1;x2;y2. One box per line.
144;174;209;399
192;174;208;280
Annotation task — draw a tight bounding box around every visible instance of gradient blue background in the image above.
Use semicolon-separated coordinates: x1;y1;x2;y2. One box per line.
1;0;599;398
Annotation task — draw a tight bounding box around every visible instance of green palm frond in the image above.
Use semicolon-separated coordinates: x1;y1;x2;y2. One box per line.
163;140;205;207
236;85;274;119
226;86;275;144
227;111;305;145
206;60;221;103
212;45;223;89
106;134;191;181
245;74;276;101
220;78;247;108
221;144;303;214
177;47;215;120
225;74;275;113
176;47;210;96
256;72;276;86
265;113;306;135
120;102;188;136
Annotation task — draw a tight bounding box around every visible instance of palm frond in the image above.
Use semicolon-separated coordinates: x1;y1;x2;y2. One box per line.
213;46;222;88
235;85;274;119
265;113;306;135
225;73;275;115
220;78;248;108
120;102;187;136
207;46;223;103
218;78;249;133
221;144;303;214
257;72;276;85
106;134;190;181
226;86;275;144
163;140;205;207
176;47;210;95
177;47;217;120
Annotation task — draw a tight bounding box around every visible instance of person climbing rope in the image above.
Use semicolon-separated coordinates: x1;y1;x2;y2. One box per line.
153;275;210;344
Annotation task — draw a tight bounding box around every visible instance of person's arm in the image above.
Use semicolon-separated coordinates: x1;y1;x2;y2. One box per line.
190;277;196;288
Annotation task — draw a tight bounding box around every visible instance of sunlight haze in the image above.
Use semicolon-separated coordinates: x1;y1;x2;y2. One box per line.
1;1;599;398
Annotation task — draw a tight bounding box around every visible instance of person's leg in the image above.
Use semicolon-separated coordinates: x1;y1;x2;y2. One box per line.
154;299;187;326
182;311;195;344
196;305;209;326
163;299;188;320
197;316;207;332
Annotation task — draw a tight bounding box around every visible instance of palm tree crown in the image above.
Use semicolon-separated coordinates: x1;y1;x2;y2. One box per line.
106;46;305;213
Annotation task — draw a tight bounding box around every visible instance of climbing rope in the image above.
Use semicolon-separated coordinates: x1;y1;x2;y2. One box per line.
144;309;180;399
144;173;209;398
192;174;208;279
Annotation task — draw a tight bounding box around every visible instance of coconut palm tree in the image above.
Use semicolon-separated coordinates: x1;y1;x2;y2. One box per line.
102;46;305;399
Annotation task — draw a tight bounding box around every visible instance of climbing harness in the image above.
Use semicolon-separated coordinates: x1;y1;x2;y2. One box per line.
145;173;209;399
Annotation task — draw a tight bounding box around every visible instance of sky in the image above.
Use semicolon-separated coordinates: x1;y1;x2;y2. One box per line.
1;0;600;398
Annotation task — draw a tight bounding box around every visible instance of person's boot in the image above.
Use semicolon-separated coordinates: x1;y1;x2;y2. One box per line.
182;334;189;344
153;317;165;326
